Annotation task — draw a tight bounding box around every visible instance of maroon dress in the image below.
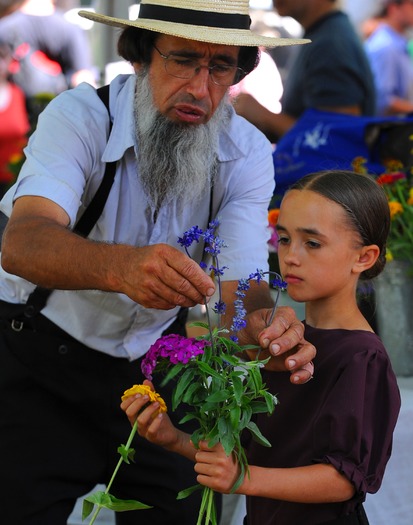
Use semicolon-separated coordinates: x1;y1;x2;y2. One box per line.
245;323;401;525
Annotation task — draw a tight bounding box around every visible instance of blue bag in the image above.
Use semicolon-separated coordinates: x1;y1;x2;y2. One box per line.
272;108;413;205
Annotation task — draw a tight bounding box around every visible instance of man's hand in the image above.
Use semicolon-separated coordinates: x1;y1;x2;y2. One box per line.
239;306;315;384
117;243;216;310
2;196;216;310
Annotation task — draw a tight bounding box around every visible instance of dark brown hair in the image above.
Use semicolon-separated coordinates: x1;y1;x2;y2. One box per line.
117;26;260;76
288;170;390;280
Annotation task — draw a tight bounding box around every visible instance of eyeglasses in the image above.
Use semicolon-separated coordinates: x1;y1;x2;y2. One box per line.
153;45;246;87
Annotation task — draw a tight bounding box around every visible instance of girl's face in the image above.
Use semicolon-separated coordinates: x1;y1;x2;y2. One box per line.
276;189;363;303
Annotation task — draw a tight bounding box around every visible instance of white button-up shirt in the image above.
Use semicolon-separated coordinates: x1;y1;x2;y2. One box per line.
0;74;275;360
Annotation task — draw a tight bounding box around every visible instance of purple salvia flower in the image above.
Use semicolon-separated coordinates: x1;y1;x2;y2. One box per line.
214;300;226;315
177;226;204;248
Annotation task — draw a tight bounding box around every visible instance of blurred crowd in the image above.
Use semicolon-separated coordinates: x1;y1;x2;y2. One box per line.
2;0;413;195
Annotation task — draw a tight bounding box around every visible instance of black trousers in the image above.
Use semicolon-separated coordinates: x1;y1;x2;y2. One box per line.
0;308;220;525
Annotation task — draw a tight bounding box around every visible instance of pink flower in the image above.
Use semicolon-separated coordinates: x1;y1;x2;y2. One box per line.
141;334;208;380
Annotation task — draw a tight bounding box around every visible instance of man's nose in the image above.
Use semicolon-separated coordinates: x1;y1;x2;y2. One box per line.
186;66;211;99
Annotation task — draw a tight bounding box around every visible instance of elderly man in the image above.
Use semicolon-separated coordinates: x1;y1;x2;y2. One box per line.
0;1;312;523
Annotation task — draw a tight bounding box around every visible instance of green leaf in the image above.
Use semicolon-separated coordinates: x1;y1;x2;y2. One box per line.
197;361;224;380
238;404;252;430
206;389;231;403
182;381;203;404
82;499;94;520
219;420;236;456
229;404;241;432
250;400;272;414
117;444;135;464
173;368;197;409
179;412;199;425
189;321;210;329
177;483;203;500
262;390;279;413
247;421;272;447
160;362;185;386
82;491;151;517
230;374;244;405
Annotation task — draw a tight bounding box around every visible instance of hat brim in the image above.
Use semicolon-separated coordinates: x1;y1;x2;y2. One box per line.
78;10;310;48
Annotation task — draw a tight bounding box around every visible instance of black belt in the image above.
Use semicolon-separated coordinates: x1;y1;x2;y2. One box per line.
0;300;80;343
0;299;188;340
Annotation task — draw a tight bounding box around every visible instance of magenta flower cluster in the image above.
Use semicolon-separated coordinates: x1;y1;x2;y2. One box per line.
141;334;208;380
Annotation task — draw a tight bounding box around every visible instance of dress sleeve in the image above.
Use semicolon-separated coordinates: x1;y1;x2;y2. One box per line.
313;344;401;499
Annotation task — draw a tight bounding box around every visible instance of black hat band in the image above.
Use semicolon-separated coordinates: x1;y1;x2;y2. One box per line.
139;4;251;30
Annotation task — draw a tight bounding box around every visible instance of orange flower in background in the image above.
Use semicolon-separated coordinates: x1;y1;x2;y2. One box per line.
268;208;280;227
388;201;403;219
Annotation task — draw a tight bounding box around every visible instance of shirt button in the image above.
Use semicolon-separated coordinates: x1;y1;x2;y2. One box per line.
58;344;69;355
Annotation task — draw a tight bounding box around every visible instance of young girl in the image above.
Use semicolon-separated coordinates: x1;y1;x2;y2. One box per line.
121;170;401;525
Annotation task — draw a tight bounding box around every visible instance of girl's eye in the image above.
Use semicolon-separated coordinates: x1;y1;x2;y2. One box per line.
306;240;321;249
277;235;290;245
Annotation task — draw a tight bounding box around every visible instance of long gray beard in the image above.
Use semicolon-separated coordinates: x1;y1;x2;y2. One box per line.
134;69;230;209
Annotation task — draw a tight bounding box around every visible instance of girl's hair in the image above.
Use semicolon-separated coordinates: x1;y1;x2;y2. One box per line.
288;170;390;280
117;27;260;76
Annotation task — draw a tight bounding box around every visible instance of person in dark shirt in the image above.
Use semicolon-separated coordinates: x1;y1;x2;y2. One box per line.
124;170;401;525
233;0;376;143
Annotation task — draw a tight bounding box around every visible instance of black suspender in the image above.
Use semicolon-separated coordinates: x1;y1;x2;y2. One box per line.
24;85;116;317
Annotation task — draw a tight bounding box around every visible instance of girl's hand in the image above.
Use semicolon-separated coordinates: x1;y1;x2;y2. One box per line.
120;380;179;449
120;380;195;459
194;441;242;494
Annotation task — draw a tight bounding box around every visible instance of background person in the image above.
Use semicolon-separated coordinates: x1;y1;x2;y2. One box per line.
0;37;29;198
233;0;376;143
364;0;413;116
0;1;314;524
0;0;96;123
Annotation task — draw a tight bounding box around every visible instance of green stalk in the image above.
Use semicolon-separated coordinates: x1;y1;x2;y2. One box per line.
88;420;138;525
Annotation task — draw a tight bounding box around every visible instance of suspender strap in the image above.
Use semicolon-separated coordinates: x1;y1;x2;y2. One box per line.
74;85;117;237
24;85;115;316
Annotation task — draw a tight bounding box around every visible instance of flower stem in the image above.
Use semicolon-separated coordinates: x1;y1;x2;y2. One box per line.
204;298;216;353
88;420;138;525
196;486;216;525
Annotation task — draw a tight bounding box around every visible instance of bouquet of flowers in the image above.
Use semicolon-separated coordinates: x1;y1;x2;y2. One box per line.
141;220;286;524
83;219;286;525
353;156;413;264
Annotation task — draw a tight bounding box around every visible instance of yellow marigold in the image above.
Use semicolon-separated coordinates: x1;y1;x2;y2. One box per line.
388;201;403;219
121;384;167;413
268;208;280;226
351;156;368;174
383;158;404;172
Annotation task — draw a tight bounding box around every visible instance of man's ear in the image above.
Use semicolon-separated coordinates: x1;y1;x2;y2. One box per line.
132;62;142;73
352;245;380;275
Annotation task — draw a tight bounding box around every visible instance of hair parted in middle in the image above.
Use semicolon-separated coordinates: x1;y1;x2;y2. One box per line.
288;170;391;280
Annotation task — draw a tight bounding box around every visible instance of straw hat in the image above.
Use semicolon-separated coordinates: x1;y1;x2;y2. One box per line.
78;0;310;48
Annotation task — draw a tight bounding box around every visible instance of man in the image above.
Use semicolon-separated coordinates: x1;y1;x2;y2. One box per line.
0;1;314;524
234;0;376;142
365;0;413;116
